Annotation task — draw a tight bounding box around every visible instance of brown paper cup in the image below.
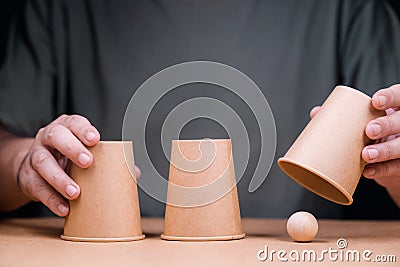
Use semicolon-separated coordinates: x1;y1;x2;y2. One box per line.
278;86;385;205
61;141;145;242
161;139;245;241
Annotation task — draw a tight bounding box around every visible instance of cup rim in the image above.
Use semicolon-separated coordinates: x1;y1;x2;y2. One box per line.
278;157;353;205
160;233;245;241
60;234;145;242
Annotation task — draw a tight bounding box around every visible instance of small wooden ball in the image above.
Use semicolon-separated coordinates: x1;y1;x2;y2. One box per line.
287;211;318;242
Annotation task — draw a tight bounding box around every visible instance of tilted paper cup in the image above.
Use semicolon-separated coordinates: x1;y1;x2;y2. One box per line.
162;139;245;241
278;86;385;205
61;141;145;242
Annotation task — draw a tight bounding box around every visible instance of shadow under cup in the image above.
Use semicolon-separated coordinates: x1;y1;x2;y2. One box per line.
278;86;385;205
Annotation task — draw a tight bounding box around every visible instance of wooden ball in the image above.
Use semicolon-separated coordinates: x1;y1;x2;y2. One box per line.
287;211;318;242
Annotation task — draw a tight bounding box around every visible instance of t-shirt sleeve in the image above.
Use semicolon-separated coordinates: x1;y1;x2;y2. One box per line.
340;0;400;95
0;0;57;136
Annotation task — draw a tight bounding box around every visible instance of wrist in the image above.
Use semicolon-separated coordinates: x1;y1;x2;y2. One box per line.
2;134;33;185
0;129;34;211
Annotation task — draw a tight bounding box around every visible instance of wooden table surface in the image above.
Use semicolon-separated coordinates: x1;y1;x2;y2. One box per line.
0;217;399;267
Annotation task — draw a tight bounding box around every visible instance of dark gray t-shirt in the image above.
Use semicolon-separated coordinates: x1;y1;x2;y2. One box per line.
1;0;399;218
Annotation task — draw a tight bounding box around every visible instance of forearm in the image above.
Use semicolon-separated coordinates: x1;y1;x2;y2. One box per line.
0;127;34;211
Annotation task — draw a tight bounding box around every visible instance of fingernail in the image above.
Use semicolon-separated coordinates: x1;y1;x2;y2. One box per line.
78;153;91;165
57;203;68;214
368;148;379;160
364;167;376;176
65;185;77;197
378;95;387;107
86;131;96;142
370;123;382;136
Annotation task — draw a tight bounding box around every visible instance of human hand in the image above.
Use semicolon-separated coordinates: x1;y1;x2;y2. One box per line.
16;114;141;216
16;115;100;216
310;85;400;207
361;85;400;206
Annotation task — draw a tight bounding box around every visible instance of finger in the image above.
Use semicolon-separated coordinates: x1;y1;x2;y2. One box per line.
40;124;93;168
362;138;400;163
309;106;321;119
30;148;80;200
56;114;100;146
371;84;400;110
364;159;400;178
385;108;399;116
365;110;400;140
135;165;141;179
366;174;400;189
20;170;69;217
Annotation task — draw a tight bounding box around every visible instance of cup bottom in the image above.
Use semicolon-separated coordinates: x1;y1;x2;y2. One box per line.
278;157;353;205
160;233;245;241
60;234;145;242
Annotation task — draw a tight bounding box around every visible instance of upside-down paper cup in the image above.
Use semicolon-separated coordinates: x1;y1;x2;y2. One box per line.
61;141;145;242
278;86;385;205
162;139;245;241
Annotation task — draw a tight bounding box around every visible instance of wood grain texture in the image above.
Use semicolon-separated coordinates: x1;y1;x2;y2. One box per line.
0;218;399;267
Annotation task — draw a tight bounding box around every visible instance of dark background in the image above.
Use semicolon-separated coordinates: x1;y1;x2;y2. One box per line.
1;1;399;219
0;0;26;64
1;0;400;65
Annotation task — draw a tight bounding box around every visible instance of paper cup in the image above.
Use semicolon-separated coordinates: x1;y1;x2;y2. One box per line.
161;139;245;241
278;86;385;205
61;141;145;242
